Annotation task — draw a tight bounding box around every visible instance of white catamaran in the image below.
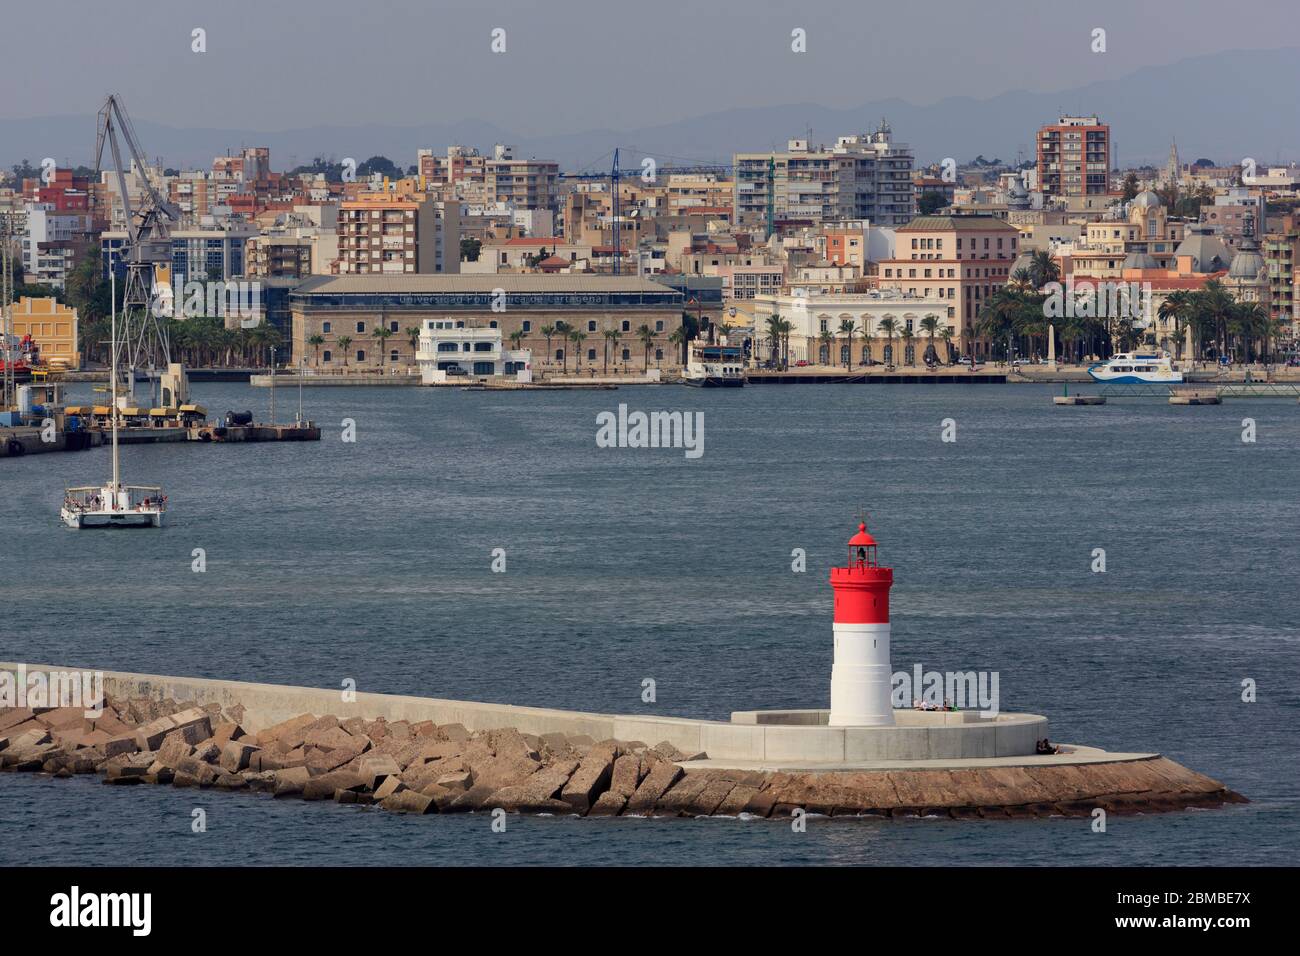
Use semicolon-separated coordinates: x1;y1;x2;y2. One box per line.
61;273;166;529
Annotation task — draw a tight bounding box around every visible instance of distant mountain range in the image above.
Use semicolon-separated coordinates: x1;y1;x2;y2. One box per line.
2;48;1295;174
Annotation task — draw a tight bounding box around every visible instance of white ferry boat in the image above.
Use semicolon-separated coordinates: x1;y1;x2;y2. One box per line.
1087;351;1183;384
683;340;746;387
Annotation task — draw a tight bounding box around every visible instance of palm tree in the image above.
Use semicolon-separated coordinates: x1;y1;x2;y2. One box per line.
837;318;857;371
764;314;784;368
405;326;421;365
919;313;941;365
553;321;571;372
540;325;556;366
817;329;834;366
668;326;689;366
977;288;1026;363
939;325;955;364
777;317;792;369
1157;290;1193;361
508;329;526;352
336;334;352;367
636;324;655;371
569;328;588;369
308;333;325;367
372;324;395;371
877;317;899;368
603;327;620;374
901;328;916;366
1028;249;1061;289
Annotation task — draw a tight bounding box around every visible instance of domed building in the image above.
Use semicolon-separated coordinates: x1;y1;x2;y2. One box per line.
1225;235;1269;308
1173;224;1235;274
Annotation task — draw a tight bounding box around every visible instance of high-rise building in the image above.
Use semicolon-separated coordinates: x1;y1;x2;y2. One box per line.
733;121;915;230
484;145;559;211
336;193;460;275
1036;115;1110;200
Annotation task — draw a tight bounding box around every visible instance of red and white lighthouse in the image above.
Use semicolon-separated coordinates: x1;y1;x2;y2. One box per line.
829;522;895;727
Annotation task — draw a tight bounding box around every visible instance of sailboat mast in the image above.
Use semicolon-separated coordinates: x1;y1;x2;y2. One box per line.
110;270;119;491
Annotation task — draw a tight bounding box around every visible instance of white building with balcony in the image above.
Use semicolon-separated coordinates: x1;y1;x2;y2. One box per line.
416;319;532;383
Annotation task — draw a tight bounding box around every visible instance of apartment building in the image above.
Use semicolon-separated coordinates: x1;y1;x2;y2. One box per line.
734;121;915;230
1263;214;1299;328
484;144;559;211
21;207;96;289
1036;115;1110;200
336;193;460;275
878;215;1021;356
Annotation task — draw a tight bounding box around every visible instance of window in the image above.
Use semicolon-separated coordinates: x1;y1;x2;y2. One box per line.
587;320;597;332
621;320;630;332
473;342;493;352
390;321;399;332
322;321;332;333
489;321;498;329
522;321;531;332
437;343;458;352
555;348;564;360
390;349;399;362
473;361;494;375
587;348;596;361
655;349;663;360
462;342;472;351
356;322;365;333
356;350;366;362
621;348;630;360
322;350;332;363
655;320;664;332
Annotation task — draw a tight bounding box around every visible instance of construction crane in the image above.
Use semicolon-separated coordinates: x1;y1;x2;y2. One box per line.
94;94;181;400
559;148;624;274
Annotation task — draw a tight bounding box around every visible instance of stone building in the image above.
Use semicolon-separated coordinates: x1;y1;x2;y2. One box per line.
290;274;684;372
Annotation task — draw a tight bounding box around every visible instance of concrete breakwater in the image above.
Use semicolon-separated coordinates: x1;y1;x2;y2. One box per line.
0;665;1245;818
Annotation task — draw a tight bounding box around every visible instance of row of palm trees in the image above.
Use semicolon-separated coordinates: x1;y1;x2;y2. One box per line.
304;323;422;370
766;313;956;369
1157;283;1280;364
535;321;666;374
78;314;286;368
979;275;1280;364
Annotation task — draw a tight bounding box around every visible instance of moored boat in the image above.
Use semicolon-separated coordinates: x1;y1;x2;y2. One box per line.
1087;351;1183;384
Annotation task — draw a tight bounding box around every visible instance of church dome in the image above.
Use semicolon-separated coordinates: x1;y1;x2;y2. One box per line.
1132;190;1162;209
1228;248;1265;281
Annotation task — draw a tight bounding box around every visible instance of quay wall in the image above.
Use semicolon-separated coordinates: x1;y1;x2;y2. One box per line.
1;663;1045;764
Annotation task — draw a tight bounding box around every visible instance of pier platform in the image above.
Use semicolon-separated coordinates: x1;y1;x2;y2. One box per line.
0;663;1243;818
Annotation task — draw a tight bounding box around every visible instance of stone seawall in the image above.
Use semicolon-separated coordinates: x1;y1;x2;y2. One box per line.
0;685;1245;820
0;664;1048;762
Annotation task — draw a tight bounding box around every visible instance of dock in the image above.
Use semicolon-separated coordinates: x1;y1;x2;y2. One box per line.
747;370;1007;384
1;421;320;457
1053;394;1106;405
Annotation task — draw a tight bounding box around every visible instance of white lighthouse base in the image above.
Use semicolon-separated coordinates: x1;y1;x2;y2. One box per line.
829;622;895;727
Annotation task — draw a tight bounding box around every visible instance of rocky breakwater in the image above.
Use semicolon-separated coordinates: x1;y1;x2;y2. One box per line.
1;697;1246;818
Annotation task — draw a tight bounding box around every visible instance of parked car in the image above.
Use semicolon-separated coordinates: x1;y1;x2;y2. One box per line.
794;359;810;367
443;366;468;376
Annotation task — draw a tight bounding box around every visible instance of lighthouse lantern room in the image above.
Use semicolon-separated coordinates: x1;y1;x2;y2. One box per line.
828;522;895;727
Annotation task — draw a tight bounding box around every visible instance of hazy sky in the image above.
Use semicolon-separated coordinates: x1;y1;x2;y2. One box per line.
4;0;1298;134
